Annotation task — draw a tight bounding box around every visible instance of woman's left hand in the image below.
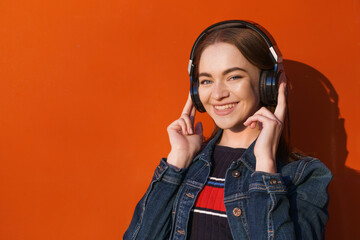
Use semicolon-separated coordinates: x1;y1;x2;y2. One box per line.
243;82;287;173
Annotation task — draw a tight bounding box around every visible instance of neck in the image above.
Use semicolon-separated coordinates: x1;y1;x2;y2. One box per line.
218;125;260;149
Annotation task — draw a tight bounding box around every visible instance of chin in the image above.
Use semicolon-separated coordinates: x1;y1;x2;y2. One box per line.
212;118;246;132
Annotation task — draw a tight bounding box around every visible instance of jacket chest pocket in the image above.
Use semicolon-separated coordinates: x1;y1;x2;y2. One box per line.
224;195;250;240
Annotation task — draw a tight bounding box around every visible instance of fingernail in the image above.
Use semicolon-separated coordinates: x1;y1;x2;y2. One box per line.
189;128;193;134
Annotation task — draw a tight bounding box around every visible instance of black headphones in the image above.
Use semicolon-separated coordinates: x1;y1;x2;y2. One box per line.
188;20;284;112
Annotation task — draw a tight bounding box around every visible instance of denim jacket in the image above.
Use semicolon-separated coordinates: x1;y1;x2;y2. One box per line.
124;130;332;240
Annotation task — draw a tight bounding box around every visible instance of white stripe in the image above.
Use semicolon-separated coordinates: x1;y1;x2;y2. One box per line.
192;209;227;218
269;46;278;62
209;177;225;182
188;60;193;74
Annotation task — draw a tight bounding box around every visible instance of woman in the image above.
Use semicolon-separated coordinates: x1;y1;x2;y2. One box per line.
124;20;332;240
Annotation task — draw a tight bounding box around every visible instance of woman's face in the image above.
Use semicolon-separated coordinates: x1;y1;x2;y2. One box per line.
198;42;261;131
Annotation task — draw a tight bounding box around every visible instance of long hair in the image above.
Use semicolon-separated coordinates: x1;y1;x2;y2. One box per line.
193;27;300;163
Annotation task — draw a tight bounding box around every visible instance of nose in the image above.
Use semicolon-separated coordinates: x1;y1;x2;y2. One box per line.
211;81;230;100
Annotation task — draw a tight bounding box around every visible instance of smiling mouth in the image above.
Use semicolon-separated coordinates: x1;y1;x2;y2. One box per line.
213;103;237;110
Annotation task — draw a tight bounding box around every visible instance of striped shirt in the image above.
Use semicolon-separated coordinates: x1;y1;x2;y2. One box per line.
188;145;246;239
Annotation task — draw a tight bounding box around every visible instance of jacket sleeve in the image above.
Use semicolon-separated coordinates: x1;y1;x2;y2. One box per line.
247;158;332;240
123;158;187;240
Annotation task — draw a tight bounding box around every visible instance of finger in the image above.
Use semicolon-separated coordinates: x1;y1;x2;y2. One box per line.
182;93;194;116
167;121;181;133
244;114;273;125
167;119;184;134
177;118;187;135
274;82;287;122
194;121;203;137
244;114;278;126
181;113;193;134
244;114;278;128
252;107;278;121
244;118;258;128
189;104;196;124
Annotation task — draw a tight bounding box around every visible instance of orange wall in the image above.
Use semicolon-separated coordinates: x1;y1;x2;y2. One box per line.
1;0;359;239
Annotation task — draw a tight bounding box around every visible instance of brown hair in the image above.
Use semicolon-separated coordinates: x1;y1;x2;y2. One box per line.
194;27;300;163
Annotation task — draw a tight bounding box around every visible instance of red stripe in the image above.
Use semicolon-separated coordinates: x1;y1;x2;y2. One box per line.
194;185;226;212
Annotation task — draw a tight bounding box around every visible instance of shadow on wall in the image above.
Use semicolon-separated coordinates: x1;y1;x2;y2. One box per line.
285;60;360;239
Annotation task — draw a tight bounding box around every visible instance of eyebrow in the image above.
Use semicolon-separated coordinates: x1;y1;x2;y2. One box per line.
198;67;247;78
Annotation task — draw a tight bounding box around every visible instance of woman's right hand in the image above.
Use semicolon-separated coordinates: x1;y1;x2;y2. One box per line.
166;94;203;169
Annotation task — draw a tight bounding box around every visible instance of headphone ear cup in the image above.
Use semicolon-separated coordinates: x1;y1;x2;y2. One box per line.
259;70;268;106
190;77;206;112
259;70;279;106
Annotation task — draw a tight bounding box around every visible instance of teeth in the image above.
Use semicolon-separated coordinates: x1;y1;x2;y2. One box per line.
214;103;236;110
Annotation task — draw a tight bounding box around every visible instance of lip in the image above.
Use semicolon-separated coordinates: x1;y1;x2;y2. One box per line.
212;102;238;116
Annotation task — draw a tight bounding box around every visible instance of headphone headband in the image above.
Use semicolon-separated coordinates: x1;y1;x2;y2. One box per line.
188;20;281;75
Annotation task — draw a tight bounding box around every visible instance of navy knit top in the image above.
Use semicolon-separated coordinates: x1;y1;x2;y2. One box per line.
188;145;246;239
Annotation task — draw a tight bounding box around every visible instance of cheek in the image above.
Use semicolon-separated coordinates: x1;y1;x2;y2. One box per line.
198;86;214;113
233;80;259;100
198;86;208;103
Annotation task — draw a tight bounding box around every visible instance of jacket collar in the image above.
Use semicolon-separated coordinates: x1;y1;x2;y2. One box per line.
196;129;257;173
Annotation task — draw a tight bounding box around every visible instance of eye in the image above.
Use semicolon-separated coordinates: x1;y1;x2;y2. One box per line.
200;79;212;85
229;76;243;81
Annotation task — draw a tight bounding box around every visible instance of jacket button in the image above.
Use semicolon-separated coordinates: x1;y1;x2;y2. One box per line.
232;207;242;217
269;178;278;185
186;193;194;198
232;170;241;178
177;229;185;235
